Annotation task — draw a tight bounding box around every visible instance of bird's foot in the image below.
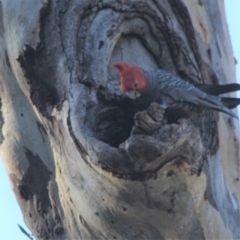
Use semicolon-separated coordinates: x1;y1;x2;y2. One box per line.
132;102;166;135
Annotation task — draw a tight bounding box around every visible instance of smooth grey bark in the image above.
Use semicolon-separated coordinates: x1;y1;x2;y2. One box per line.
0;0;240;239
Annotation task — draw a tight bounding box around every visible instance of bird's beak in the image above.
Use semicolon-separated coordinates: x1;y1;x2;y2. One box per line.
125;90;141;99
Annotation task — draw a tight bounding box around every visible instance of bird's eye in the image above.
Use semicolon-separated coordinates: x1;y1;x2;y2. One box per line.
134;82;138;88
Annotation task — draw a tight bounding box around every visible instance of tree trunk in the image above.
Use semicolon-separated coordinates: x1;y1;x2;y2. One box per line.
0;0;239;239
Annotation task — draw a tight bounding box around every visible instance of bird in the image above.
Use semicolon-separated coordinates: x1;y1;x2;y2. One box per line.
112;62;240;120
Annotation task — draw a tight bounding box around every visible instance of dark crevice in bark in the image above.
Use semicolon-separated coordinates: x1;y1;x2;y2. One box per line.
38;0;52;51
13;148;64;239
4;49;11;69
92;91;138;147
81;101;204;179
16;1;59;118
22;148;51;212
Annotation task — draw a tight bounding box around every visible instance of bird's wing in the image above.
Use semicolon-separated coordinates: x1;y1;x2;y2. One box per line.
158;74;238;118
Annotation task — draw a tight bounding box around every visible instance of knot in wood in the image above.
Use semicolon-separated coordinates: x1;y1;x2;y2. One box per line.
132;102;165;135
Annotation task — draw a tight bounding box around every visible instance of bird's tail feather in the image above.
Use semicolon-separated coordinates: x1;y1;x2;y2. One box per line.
210;105;238;119
221;97;240;109
194;97;239;119
195;83;240;96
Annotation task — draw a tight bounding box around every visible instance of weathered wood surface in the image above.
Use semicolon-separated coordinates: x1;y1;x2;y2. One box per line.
0;0;239;239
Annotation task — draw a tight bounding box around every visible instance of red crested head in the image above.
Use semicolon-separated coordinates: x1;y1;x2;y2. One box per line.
112;62;147;93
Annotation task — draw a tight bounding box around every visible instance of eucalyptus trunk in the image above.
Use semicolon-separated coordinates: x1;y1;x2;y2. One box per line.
0;0;239;239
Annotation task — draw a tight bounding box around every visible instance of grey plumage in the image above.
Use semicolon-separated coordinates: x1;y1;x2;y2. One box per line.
141;68;239;119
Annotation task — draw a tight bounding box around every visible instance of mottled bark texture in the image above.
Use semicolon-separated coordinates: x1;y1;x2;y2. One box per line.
0;0;240;239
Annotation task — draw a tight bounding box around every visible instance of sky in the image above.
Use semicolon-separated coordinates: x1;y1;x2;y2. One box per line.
0;1;240;240
226;0;240;105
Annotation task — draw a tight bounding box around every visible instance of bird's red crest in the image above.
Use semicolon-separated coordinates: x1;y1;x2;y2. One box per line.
112;62;147;92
